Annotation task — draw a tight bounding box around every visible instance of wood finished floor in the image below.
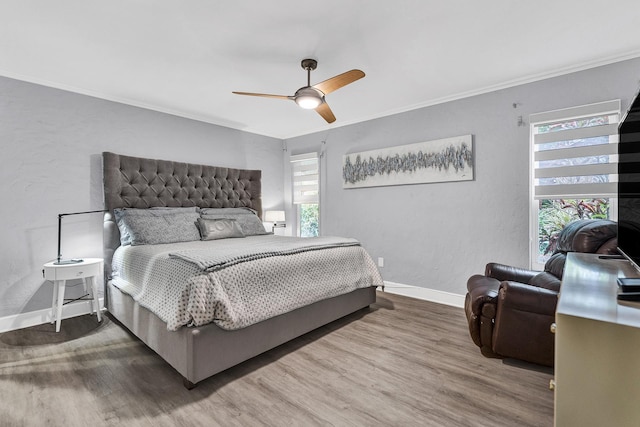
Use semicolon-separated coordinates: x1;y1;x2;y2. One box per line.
0;292;554;426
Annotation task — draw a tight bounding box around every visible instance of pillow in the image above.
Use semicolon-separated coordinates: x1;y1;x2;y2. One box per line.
199;208;268;236
196;218;245;241
114;207;200;246
199;207;257;216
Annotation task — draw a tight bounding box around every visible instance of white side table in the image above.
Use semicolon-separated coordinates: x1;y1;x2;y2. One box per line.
43;258;103;332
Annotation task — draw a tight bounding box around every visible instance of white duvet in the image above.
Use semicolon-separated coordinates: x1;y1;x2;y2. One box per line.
111;235;383;331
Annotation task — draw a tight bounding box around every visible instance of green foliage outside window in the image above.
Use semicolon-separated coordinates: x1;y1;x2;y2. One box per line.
300;204;319;237
538;198;609;260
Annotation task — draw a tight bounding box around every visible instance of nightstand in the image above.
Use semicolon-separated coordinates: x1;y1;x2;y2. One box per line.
43;258;103;332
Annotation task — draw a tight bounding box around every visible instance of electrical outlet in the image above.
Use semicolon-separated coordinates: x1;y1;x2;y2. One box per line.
378;257;384;268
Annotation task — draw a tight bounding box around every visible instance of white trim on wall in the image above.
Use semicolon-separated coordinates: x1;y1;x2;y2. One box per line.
0;284;466;333
0;299;104;333
381;281;465;308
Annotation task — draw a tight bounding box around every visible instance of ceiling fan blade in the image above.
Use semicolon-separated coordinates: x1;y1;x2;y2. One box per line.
313;69;365;95
232;91;292;101
316;102;336;123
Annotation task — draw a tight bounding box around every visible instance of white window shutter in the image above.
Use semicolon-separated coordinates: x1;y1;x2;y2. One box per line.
530;100;620;200
290;152;319;204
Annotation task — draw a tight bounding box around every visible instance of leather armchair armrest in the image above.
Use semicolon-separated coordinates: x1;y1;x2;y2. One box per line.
465;275;501;353
497;281;558;316
466;274;500;314
485;262;540;284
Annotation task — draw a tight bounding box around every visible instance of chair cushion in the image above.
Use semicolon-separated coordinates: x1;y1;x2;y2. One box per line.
529;272;561;292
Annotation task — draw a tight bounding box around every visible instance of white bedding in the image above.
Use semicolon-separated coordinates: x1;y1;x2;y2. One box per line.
111;235;383;331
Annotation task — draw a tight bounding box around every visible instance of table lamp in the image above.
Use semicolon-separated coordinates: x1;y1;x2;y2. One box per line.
54;209;107;265
264;210;286;233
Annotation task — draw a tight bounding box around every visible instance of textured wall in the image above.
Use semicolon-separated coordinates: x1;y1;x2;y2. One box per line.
285;58;640;296
2;58;639;320
0;77;283;318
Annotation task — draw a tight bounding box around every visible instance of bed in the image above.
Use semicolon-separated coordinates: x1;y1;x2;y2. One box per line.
102;151;380;388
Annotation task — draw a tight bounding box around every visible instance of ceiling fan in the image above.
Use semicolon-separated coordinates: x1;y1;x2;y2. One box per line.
232;59;365;123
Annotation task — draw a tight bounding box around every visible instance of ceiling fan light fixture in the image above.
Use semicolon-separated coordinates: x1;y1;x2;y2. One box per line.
294;87;323;109
295;95;322;109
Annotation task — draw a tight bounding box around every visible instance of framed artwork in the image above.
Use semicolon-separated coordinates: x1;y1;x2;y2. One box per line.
342;134;473;189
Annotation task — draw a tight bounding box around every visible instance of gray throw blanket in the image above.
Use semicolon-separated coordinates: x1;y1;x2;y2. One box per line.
168;235;360;271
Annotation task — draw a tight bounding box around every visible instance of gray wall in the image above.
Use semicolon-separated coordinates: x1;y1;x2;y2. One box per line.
0;76;283;318
285;58;640;296
2;58;639;320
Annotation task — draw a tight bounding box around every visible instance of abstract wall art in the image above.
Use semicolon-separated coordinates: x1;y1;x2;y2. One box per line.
342;134;474;188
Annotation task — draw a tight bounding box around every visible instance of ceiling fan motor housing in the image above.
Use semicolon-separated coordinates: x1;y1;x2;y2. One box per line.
294;86;324;109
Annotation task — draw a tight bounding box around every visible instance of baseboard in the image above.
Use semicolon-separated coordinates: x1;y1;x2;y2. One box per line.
0;284;464;333
381;281;465;308
0;298;104;333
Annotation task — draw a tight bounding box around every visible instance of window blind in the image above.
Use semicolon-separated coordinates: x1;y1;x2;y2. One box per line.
530;100;620;200
290;152;319;204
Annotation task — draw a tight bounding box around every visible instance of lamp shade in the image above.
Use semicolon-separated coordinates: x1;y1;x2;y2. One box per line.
265;210;286;222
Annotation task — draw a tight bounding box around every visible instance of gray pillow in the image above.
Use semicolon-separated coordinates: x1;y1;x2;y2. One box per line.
114;207;200;246
197;218;245;241
199;208;268;236
199;207;257;216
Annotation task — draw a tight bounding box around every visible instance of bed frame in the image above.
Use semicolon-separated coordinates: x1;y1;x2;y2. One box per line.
102;152;376;388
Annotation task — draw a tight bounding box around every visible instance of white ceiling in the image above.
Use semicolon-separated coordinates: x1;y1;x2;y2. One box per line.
2;1;640;139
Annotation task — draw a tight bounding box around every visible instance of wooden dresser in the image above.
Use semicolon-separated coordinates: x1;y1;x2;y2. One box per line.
555;252;640;426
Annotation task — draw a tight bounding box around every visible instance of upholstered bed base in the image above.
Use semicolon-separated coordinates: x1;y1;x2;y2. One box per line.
107;282;375;387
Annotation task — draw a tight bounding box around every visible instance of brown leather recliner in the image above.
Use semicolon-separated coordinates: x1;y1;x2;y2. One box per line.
465;219;618;366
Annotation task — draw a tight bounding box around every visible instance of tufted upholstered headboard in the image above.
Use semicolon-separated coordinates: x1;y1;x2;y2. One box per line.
102;151;262;280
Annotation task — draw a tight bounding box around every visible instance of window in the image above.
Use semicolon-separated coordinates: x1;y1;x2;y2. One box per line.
298;203;319;237
290;152;319;237
530;100;620;269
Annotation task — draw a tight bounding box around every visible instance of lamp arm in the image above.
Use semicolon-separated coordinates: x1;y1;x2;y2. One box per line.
56;209;108;265
57;214;63;264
